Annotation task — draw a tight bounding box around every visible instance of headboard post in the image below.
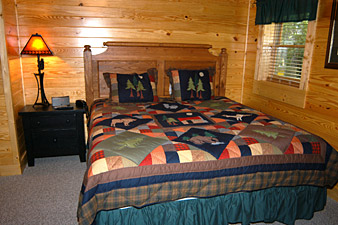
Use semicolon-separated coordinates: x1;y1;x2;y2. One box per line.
218;48;228;96
84;45;94;106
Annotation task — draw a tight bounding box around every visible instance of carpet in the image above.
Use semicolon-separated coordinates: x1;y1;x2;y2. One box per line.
0;155;337;225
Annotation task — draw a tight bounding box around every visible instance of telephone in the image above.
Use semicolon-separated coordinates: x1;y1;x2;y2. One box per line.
76;100;89;118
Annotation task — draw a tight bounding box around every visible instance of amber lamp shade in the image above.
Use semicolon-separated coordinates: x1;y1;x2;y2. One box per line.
21;33;53;107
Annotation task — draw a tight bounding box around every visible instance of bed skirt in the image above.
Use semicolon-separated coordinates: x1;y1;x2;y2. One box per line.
93;185;326;225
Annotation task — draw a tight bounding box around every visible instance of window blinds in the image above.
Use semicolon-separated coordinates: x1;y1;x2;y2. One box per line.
259;21;308;88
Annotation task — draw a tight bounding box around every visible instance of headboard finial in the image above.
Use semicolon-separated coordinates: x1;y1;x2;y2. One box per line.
220;48;227;55
84;45;92;52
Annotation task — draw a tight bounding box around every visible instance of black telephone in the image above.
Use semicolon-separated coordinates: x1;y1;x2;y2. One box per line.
76;100;89;118
76;100;87;108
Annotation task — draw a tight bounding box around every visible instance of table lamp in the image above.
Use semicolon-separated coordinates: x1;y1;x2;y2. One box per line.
21;33;53;107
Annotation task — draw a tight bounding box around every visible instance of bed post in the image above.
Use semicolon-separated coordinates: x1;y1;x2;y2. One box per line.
218;48;228;97
84;45;94;106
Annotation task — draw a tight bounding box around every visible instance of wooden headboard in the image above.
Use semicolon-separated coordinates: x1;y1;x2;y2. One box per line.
83;42;227;106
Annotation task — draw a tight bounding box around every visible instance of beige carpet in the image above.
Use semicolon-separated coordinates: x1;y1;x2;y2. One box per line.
0;155;337;225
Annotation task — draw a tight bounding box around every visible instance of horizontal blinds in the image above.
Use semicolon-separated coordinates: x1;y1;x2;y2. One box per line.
259;21;308;88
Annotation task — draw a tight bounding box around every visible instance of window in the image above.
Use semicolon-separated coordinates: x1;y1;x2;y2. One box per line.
254;20;316;107
256;21;315;90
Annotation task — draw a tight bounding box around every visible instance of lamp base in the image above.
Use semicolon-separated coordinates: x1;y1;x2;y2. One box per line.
33;102;50;108
33;72;50;108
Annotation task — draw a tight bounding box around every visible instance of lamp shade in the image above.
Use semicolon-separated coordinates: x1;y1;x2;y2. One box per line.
21;33;53;55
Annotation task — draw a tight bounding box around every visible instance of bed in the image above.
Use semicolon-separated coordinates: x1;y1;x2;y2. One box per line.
77;42;338;225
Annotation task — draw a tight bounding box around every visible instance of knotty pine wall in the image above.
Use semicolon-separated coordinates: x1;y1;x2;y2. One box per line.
14;0;249;103
243;0;338;200
0;0;26;175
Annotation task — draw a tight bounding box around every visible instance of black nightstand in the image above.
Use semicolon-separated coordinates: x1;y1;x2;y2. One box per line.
19;103;86;166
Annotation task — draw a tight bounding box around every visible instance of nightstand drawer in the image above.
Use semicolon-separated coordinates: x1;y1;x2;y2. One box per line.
32;130;78;157
30;114;76;130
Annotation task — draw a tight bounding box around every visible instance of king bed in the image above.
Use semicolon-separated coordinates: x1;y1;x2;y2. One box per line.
77;42;338;225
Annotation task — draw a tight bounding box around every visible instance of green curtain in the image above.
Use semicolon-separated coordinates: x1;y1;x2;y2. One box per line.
255;0;318;25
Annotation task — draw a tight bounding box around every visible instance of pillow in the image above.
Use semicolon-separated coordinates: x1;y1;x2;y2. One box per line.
103;68;158;103
167;68;215;101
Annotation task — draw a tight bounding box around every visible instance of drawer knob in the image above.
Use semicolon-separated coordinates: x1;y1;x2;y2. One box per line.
53;138;57;143
36;121;40;126
66;119;70;123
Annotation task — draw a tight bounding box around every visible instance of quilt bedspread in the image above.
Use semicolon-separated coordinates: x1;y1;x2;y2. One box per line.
78;97;338;225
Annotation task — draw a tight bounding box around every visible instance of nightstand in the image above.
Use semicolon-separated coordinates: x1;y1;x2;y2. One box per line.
19;103;86;166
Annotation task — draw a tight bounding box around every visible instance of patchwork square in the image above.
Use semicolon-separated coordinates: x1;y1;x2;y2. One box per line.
154;112;214;128
93;131;167;165
173;128;234;159
196;100;233;110
95;115;152;130
146;102;192;112
90;150;105;164
212;111;258;124
311;142;321;154
239;125;295;153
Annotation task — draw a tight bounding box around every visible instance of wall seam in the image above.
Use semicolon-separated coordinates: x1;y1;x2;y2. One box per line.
241;0;252;103
14;0;25;106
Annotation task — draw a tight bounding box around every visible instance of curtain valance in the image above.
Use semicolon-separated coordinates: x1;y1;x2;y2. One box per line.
255;0;318;25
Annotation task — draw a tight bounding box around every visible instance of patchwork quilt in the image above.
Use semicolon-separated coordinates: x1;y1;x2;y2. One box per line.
78;98;338;225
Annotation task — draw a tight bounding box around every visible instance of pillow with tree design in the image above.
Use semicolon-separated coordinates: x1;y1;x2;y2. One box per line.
167;69;214;101
103;68;158;103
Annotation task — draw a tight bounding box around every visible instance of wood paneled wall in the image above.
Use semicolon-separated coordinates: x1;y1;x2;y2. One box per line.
0;0;26;175
242;0;338;200
12;0;249;104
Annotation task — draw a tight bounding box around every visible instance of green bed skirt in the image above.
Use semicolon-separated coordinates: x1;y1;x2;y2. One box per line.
94;186;326;225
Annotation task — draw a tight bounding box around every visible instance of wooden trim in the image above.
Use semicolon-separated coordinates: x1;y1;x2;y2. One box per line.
300;20;316;90
0;0;21;174
217;48;227;96
253;80;306;108
328;186;338;202
325;0;338;69
103;42;212;49
83;45;94;105
265;44;305;48
254;25;264;81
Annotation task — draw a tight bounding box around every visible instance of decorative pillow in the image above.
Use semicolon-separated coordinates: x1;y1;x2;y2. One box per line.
167;68;215;101
103;68;158;103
